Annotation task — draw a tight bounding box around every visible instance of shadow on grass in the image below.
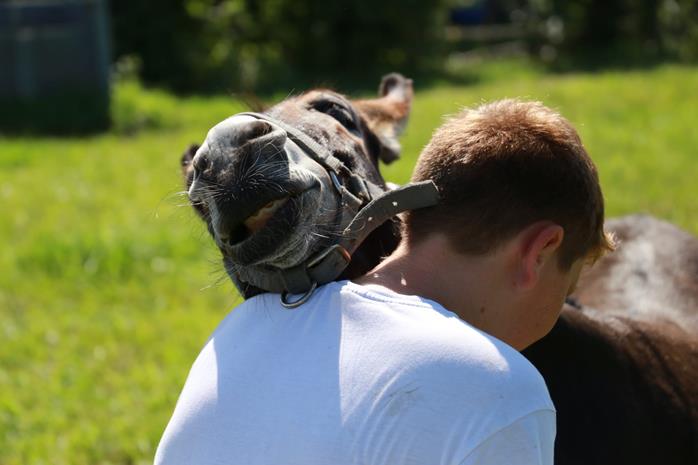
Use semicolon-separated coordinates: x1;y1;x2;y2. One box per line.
0;67;482;138
1;48;681;138
541;45;673;75
248;66;483;98
0;91;111;137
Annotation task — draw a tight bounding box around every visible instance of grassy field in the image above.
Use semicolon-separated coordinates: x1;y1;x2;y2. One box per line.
1;60;697;464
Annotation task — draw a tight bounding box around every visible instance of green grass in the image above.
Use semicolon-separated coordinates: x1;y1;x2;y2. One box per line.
1;61;697;464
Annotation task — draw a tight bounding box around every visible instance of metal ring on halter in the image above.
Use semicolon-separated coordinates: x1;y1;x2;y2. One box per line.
280;281;318;309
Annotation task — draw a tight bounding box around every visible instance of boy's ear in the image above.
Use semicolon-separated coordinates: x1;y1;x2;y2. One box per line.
516;223;564;290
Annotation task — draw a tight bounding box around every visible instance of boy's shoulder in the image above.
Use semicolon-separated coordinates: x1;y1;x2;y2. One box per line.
333;281;556;460
336;280;554;407
219;280;552;410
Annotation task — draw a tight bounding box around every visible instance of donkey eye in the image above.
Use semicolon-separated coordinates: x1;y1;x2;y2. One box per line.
327;106;357;131
313;101;360;134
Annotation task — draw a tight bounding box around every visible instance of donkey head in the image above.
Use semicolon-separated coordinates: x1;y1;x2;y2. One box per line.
182;74;413;296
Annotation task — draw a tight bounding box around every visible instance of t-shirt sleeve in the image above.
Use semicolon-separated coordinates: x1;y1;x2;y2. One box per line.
457;410;556;465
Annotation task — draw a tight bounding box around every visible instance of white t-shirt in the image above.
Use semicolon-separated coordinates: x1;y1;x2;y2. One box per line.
155;281;556;465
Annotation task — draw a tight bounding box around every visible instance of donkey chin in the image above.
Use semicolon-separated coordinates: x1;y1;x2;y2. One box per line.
219;179;344;290
221;176;333;270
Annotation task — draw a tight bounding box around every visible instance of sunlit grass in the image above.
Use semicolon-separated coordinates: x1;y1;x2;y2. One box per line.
1;62;697;464
386;63;698;232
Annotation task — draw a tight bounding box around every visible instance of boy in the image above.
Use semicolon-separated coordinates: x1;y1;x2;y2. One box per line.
155;99;613;465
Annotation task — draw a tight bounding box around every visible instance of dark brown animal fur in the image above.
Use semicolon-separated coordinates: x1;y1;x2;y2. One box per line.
573;214;698;329
523;305;698;465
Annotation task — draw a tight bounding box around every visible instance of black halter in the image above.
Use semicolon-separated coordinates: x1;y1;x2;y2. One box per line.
234;112;439;307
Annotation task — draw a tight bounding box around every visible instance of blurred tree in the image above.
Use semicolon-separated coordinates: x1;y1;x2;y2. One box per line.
525;0;698;64
110;0;451;93
110;1;206;91
658;0;698;61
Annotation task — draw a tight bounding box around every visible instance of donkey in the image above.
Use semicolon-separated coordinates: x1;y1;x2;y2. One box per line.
181;73;415;298
523;302;697;465
180;75;697;465
530;215;698;465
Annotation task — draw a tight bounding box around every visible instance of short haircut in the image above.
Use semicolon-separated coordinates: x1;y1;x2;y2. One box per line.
404;99;614;269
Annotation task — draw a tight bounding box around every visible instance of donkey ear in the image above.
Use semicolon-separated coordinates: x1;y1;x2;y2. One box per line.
353;73;413;165
181;143;199;188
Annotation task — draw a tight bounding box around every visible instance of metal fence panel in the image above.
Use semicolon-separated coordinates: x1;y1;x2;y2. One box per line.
0;0;111;133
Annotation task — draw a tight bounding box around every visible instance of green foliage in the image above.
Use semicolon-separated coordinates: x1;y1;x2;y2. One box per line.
1;62;697;464
526;0;698;63
110;0;207;92
110;0;452;92
657;0;698;61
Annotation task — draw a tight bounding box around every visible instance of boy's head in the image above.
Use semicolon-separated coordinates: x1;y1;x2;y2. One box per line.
404;99;614;270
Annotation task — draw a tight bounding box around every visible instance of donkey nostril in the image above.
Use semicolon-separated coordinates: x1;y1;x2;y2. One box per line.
219;224;248;247
236;120;274;145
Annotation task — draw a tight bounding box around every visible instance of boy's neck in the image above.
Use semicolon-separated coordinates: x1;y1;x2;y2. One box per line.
355;234;528;350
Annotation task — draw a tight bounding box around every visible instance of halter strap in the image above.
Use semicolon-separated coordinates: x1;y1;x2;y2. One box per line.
232;112;440;306
260;181;439;298
237;112;371;204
